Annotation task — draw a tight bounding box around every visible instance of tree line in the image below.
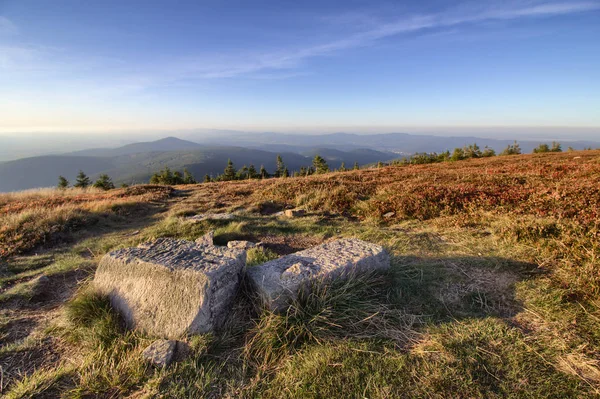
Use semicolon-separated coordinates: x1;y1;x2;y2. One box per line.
57;141;589;189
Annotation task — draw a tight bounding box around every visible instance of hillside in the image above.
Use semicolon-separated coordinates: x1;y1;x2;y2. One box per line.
1;151;599;397
0;139;394;192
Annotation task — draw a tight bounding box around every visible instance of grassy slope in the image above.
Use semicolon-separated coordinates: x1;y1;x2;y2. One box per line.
1;151;599;398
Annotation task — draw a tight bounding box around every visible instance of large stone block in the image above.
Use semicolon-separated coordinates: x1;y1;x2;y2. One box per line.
246;238;390;311
94;238;245;338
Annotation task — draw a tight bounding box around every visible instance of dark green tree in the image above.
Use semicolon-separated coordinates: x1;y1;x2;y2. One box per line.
275;154;286;177
74;170;91;188
533;143;550;153
93;174;115;190
173;171;184;184
259;165;270;179
482;146;496;157
551;141;562;152
222;159;237;181
57;176;69;189
237;165;249;180
500;141;521;156
247;164;259;179
183;168;196;184
313;155;329;174
353;161;359;170
204;174;212;183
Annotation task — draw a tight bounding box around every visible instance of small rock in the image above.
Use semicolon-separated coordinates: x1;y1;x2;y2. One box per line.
227;240;256;250
187;213;235;222
143;339;177;367
196;230;214;246
284;209;306;218
29;275;50;298
383;211;395;219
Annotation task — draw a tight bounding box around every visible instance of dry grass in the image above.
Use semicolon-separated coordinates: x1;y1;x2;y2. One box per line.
2;150;600;397
0;185;172;259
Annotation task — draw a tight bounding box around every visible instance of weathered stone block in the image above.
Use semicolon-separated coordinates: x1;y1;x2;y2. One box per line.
246;238;390;311
94;238;245;338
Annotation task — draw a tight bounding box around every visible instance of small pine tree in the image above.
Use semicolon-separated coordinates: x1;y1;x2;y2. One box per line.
183;168;196;184
551;141;562;152
57;176;69;189
313;155;329;174
353;161;359;170
93;174;115;190
204;174;212;183
74;170;91;188
222;159;237;181
501;141;521;156
533;143;550;153
339;162;346;172
120;183;129;188
248;164;259;179
376;161;384;168
259;165;269;179
275;154;286;178
482;146;496;157
173;171;184;184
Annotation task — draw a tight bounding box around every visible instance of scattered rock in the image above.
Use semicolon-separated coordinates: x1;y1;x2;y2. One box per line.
284;209;306;218
187;213;235;222
227;240;256;250
124;230;140;237
247;238;390;311
196;230;214;246
29;275;50;298
94;238;246;338
142;339;177;367
383;211;395;219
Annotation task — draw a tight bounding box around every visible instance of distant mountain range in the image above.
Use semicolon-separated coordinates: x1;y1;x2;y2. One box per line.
1;133;598;192
0;137;396;192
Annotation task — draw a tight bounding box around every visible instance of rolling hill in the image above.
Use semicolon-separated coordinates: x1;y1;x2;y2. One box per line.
0;138;395;192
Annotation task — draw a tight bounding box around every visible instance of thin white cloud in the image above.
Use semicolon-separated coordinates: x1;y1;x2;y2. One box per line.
0;16;18;35
1;1;598;96
174;1;600;80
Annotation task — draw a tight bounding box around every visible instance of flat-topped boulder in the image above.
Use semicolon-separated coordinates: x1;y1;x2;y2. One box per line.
94;238;246;338
246;238;390;311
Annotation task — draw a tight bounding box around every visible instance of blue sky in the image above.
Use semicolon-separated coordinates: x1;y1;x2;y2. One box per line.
1;0;599;138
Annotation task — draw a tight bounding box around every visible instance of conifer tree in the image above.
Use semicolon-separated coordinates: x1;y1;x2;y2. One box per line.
353;161;359;170
222;159;237;181
501;141;521;156
204;174;212;183
248;164;259;179
339;162;346;172
74;170;91;188
312;155;329;174
183;168;196;184
376;161;384;168
275;154;286;177
259;165;269;179
173;171;184;184
93;174;115;190
57;176;69;189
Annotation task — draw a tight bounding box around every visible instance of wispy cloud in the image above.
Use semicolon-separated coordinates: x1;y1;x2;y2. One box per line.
162;1;600;81
0;16;18;35
1;1;598;96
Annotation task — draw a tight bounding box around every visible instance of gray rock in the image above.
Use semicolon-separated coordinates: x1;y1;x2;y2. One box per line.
383;211;395;219
284;209;306;217
187;213;235;222
196;230;214;246
247;238;390;311
142;339;177;367
94;238;246;338
227;240;256;250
